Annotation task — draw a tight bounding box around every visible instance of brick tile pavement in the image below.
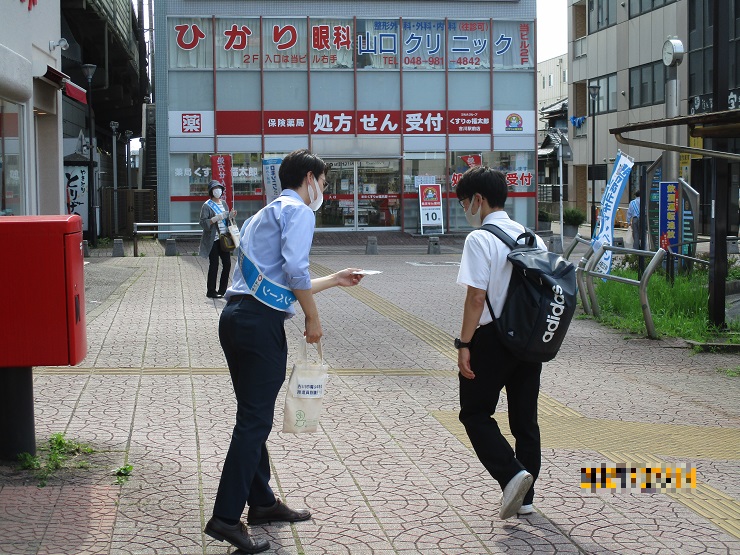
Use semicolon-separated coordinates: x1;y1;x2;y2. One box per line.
1;233;738;554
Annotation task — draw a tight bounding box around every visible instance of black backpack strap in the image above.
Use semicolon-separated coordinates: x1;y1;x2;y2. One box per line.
481;223;517;250
480;224;514;321
479;224;537;320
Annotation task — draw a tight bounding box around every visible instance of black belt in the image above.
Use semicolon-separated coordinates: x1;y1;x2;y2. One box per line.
227;294;255;304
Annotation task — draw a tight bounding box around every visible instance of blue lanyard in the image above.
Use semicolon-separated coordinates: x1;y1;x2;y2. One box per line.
207;200;227;232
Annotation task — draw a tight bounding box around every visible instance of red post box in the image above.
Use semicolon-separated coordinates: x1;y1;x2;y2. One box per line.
0;215;87;459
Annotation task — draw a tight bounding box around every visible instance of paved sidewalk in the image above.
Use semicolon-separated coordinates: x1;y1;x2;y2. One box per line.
1;238;739;554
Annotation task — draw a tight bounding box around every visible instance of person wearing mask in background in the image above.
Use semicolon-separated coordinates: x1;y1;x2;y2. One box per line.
204;149;364;554
627;190;641;249
199;180;237;299
454;166;546;520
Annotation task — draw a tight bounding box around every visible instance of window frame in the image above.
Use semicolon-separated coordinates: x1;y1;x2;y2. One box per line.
629;61;666;108
589;0;618;33
588;73;618;114
629;0;676;18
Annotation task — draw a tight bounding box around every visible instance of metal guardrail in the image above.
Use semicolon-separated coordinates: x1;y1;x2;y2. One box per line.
564;234;666;339
564;234;594;314
664;236;740;285
584;244;666;339
133;222;202;257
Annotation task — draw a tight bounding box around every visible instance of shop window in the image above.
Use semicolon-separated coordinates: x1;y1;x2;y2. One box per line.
404;71;445;109
168;71;214;110
448;19;492;70
448;71;490;110
493;72;535;110
214;17;261;70
311;72;354;110
216;72;261;110
263;72;308;110
401;19;446;70
261;18;308;70
168;17;213;69
356;19;400;70
492;21;533;70
0;99;25;216
308;18;354;69
357;72;400;109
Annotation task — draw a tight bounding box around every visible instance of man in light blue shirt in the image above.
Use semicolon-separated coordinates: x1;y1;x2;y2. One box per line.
627;191;640;248
205;149;363;554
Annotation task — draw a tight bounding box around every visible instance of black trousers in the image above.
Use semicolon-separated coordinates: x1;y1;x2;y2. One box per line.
207;240;232;295
459;323;542;505
212;296;288;521
631;216;640;248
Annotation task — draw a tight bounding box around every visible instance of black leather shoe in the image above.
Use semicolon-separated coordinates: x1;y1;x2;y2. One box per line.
204;517;269;553
206;292;223;299
247;499;311;525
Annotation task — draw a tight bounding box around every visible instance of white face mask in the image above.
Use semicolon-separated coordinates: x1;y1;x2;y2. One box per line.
212;188;223;199
464;195;482;228
308;176;323;211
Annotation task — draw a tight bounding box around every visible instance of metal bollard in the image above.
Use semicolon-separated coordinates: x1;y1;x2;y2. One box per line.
82;239;90;258
548;235;563;254
112;238;125;257
165;238;177;256
729;240;739;254
427;236;441;254
365;236;378;255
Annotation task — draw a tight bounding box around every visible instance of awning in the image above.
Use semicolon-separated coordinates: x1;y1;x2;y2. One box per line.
37;65;70;90
611;109;740;162
63;81;87;104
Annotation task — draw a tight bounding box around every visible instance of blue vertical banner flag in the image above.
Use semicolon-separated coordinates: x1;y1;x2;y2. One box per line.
592;151;634;275
262;158;283;204
659;181;680;252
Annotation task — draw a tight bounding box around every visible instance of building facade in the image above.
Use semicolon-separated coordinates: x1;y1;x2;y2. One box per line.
568;0;740;233
154;0;538;233
537;54;568;141
0;0;66;217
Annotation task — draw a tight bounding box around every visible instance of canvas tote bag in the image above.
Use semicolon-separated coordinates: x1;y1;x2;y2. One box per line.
282;339;329;433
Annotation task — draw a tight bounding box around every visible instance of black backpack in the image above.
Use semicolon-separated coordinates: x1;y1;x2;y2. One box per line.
481;224;577;363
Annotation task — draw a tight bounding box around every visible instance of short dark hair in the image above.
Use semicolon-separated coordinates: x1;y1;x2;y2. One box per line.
278;149;329;189
455;166;507;209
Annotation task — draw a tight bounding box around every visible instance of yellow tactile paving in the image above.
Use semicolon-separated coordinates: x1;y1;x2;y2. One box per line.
310;262;459;360
432;411;740;461
434;412;740;538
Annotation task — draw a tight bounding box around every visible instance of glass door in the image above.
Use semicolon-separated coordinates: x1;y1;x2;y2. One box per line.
357;159;401;228
317;160;356;229
317;159;401;230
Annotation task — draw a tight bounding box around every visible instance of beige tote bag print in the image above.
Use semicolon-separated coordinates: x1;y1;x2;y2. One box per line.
283;339;329;433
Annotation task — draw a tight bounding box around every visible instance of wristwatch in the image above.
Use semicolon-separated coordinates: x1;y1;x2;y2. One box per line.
454;338;471;349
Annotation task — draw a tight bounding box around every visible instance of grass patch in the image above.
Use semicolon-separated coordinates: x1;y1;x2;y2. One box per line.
114;464;133;485
593;267;740;342
17;433;94;487
718;366;740;377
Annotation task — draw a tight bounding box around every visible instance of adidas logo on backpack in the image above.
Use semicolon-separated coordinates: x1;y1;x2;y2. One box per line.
543;284;566;343
482;224;577;363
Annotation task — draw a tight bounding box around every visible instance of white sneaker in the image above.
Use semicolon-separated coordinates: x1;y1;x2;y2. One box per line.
499;470;533;520
517;504;534;515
